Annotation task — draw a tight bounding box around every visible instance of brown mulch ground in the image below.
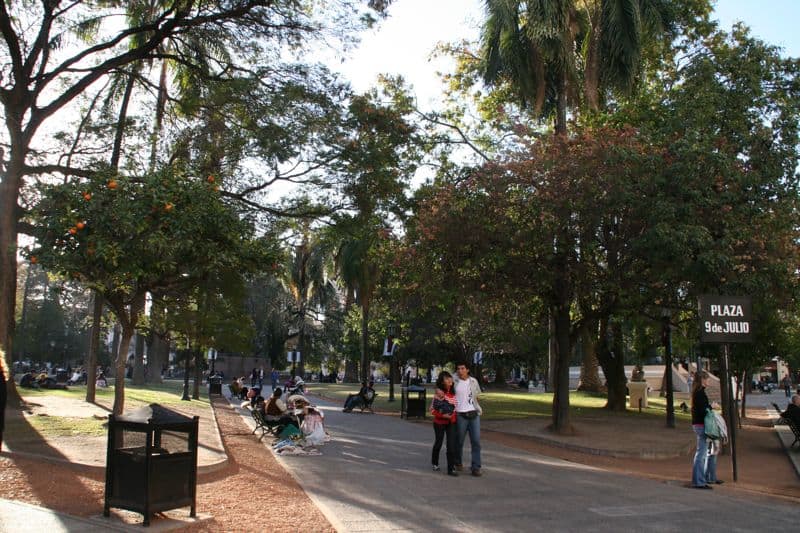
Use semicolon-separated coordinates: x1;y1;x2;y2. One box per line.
0;397;333;531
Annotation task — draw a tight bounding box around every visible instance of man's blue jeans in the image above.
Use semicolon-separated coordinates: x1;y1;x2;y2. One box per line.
692;425;715;486
456;413;481;471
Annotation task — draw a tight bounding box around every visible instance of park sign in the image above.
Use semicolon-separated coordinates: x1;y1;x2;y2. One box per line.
698;295;753;344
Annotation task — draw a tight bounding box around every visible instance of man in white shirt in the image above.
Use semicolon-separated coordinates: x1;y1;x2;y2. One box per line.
453;361;482;476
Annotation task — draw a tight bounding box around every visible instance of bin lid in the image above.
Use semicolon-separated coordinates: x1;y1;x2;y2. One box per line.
115;403;194;426
407;385;426;392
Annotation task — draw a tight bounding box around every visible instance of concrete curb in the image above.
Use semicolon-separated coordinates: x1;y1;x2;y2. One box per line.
773;424;800;479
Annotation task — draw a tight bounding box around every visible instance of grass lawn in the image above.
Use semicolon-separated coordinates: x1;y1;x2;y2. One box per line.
18;378;210;407
14;379;210;439
306;382;691;423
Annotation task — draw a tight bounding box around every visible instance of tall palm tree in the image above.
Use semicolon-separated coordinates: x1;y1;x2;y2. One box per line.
284;232;336;379
335;230;380;383
480;0;675;131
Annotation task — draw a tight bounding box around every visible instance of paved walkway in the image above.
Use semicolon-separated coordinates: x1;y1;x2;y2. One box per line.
255;396;800;532
3;388;798;532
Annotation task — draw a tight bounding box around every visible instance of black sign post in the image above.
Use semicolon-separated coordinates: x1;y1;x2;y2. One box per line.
698;295;753;483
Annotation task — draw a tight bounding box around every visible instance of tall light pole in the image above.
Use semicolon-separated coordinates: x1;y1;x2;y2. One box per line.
386;323;397;402
661;310;675;428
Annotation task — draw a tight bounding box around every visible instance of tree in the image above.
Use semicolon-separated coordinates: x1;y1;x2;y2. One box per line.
0;0;387;405
28;166;261;414
479;0;684;133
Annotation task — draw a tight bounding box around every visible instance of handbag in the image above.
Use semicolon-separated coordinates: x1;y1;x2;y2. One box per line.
704;408;722;440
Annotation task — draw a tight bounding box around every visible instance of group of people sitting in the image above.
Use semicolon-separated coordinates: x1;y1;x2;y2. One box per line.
19;370;65;390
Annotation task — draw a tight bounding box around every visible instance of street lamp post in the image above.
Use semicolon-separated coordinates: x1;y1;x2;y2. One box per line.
662;311;675;428
387;323;397;402
181;348;191;401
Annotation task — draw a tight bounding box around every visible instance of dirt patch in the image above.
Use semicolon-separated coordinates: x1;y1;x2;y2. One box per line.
1;398;333;531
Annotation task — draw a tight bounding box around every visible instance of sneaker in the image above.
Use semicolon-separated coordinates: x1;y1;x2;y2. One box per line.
432;465;440;472
471;468;482;477
691;485;712;490
454;464;463;472
447;470;458;477
713;480;724;485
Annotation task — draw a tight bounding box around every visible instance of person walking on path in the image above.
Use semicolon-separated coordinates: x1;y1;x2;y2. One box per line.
454;361;482;477
431;371;458;476
782;373;792;397
691;371;721;489
270;369;279;391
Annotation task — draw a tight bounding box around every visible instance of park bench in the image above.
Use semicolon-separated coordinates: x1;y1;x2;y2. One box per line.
771;402;800;448
251;407;280;441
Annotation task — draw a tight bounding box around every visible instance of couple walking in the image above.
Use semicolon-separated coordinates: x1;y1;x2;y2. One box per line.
430;362;482;477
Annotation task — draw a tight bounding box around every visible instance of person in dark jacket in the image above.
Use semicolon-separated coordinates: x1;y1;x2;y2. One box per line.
781;395;800;426
691;370;720;489
430;371;458;476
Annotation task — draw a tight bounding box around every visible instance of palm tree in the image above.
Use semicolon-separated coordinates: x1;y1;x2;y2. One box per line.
480;0;675;131
284;231;337;379
335;227;381;383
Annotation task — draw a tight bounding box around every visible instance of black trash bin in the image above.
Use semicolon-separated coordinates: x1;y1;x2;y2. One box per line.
401;385;427;419
55;369;68;383
104;403;199;526
208;376;222;396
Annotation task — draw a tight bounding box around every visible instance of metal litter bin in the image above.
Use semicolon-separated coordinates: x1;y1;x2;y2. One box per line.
401;385;427;419
208;376;222;395
104;403;198;526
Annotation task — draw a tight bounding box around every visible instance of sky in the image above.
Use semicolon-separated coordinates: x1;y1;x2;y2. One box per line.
334;0;800;107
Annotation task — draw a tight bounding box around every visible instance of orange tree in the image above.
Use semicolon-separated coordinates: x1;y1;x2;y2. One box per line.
27;166;263;414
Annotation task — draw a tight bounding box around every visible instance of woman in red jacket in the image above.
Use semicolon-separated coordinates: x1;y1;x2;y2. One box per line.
431;370;458;476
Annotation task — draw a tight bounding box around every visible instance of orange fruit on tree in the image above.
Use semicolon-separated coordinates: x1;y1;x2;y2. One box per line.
107;179;118;190
69;227;77;235
76;221;85;230
207;175;215;183
164;202;174;212
83;192;92;201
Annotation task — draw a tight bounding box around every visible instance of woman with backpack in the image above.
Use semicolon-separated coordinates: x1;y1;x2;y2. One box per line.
691;370;721;489
431;370;458;476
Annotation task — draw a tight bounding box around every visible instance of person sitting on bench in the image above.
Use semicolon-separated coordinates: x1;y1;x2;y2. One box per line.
781;395;800;426
343;381;375;412
265;388;298;428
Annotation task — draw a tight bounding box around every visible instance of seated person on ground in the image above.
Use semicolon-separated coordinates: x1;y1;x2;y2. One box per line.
265;388;298;428
343;381;375;412
781;395;800;426
19;370;39;389
230;376;242;396
96;372;108;388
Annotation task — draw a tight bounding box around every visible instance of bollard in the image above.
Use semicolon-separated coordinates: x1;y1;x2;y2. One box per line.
638;397;642;413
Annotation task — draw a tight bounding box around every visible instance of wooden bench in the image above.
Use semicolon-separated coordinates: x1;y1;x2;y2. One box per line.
772;402;800;448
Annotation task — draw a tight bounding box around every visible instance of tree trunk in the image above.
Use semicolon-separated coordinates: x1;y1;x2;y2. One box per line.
740;369;748;419
550;300;573;433
583;10;602;112
149;58;169;172
344;357;358;383
110;323;121;374
493;364;505;386
192;348;201;400
110;71;135;170
0;135;26;409
360;303;370;383
596;317;628;411
85;291;103;403
555;70;568;136
577;321;604;393
296;327;306;380
113;324;135;415
132;332;146;385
